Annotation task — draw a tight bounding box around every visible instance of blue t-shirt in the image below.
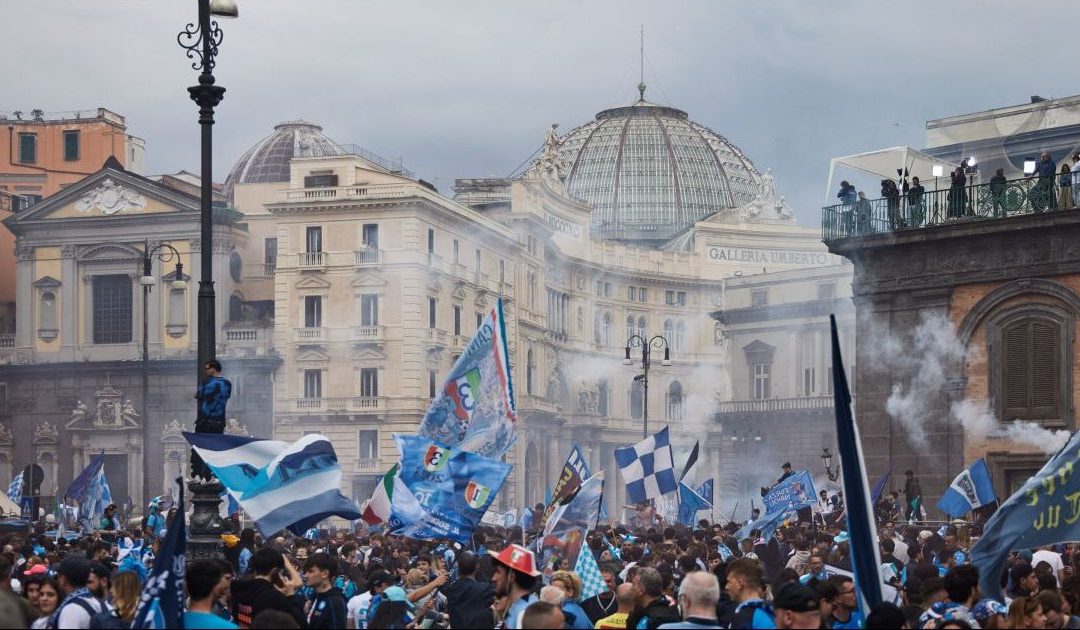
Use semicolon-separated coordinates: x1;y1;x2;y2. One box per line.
832;609;865;630
184;611;239;629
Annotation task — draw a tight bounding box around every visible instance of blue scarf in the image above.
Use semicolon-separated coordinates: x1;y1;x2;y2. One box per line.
48;586;94;629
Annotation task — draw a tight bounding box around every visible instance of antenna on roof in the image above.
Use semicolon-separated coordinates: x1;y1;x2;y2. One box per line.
638;25;646;101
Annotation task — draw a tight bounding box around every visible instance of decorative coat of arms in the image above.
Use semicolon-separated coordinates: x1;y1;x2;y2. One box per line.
75;178;147;215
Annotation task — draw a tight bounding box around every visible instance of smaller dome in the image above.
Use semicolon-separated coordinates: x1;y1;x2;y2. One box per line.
224;120;348;196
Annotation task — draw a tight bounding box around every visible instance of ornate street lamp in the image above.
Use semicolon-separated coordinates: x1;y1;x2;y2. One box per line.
177;0;238;561
623;334;672;439
821;447;839;482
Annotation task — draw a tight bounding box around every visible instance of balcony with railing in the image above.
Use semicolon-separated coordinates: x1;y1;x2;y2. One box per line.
293;327;327;344
822;175;1076;241
427;328;447;345
282;183;416;203
355;457;381;472
352;325;384;343
355;248;380;267
263;262;276;277
292;396;384;413
715;395;835;414
298;251;326;269
0;335;13;350
221;323;274;357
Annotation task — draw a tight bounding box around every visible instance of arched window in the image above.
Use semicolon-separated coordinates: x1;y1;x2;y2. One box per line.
602;312;611;346
637;316;646;339
626;316;635;341
629;379;644;420
594;310;601;345
666;380;684;421
1002;318;1062;421
526;349;536;396
675;321;687;352
664;319;674;345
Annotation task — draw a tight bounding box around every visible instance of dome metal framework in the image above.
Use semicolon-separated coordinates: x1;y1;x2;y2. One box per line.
224;121;348;197
555;95;762;243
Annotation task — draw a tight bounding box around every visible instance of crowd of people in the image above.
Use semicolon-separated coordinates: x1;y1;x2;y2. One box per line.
0;486;1076;629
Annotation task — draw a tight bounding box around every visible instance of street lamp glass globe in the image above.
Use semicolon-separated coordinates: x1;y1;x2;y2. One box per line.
209;0;239;18
139;275;157;287
171;278;188;290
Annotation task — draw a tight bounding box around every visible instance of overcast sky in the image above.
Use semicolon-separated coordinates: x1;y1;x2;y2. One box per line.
6;1;1080;224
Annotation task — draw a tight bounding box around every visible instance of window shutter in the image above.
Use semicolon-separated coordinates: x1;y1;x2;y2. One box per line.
1030;321;1059;419
1003;323;1031;418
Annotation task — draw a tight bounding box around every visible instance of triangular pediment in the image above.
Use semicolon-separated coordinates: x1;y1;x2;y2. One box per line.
33;275;62;290
4;164;200;232
295;275;332;290
352;273;387;288
353;347;387;361
296;348;331;362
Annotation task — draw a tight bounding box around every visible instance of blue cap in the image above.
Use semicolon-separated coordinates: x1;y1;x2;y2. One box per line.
972;599;1008;623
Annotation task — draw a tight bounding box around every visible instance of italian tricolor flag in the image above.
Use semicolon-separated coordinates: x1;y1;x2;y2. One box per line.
361;463;399;525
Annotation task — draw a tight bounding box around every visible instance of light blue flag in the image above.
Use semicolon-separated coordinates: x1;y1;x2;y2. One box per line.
65;452;105;503
576;538;607;600
83;461;112;523
615;427;678;504
390;434;512;544
696;479;714;506
418;299;517;458
185;432;361;536
6;472;22;505
762;470;817;515
937;458;997;518
677;482;711;527
971;432;1080;600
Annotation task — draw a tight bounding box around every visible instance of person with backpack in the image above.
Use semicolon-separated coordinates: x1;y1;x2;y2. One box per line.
47;556;108;629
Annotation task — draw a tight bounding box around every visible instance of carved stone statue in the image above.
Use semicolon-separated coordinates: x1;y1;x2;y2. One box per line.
758;168;778;202
530;123;564;180
75;178;147;215
71;400;88;425
122;399;140;425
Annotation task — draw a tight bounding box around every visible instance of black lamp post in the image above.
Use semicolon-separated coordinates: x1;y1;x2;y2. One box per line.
139;240;186;508
177;0;238;561
821;447;839;482
623;334;672;439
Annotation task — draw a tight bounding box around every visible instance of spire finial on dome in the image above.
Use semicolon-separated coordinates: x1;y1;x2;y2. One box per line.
638;24;646;101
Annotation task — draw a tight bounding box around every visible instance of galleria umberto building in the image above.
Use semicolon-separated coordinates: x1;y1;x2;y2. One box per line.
1;90;853;518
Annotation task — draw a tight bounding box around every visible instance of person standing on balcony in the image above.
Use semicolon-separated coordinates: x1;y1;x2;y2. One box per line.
1059;163;1073;209
854;191;872;234
836;181;858;236
903;470;923;521
1071;154;1080;208
947;166;967;218
989;168;1008;217
836;181;857;205
907;176;926;226
1029;151;1057;212
883;179;902;229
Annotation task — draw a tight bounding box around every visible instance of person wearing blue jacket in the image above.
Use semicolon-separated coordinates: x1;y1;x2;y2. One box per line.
191;359;232;480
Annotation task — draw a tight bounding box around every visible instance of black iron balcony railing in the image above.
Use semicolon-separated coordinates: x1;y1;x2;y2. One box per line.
822;175;1078;240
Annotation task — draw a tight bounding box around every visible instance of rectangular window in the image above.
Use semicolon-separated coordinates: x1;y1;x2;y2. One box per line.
826;366;834;395
453;240;460;264
362;223;379;249
305;226;323;253
428;297;437;329
677;291;686;306
359;430;379;460
92;275;132;344
803;367;816;395
427;228;435;254
752;363;771;400
604;282;611;297
360;368;379;397
429;370;437;399
360;294;379;326
751;289;769;307
263;238;277;266
475;249;481;273
304;295;322;328
818;283;837;300
500;259;506;284
303;171;338;188
638;288;647;303
627;286;636;301
666;290;674;305
476;312;483;330
63;130;80;161
303;369;322;399
453;305;462;335
17;133;36;163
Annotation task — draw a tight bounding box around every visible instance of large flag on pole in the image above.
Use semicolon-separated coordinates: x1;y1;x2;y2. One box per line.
830;314;883;612
971;433;1080;600
388;435;512;544
540;473;604;570
679;441;700;484
677;482;711;527
66;451;112;523
615;426;678;504
937;458;997;518
185;432;361;536
6;472;22;505
417;298;517;458
131;477;186;629
871;465;893;503
696;479;714;506
541;445;593;530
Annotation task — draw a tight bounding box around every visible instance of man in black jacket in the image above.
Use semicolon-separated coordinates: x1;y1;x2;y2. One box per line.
443;551;495;629
304;553;348;629
625;567;680;630
231;547;305;627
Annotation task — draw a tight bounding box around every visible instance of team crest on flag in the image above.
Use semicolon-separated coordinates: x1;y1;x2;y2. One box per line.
464;481;491;509
424;446;450;473
446;369;481;426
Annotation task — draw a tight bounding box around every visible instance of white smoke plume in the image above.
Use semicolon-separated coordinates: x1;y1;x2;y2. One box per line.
866;310;1068;455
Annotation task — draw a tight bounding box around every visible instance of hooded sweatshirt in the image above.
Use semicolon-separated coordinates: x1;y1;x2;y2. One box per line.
786;550;811;575
306;586;347;629
230;576;305;628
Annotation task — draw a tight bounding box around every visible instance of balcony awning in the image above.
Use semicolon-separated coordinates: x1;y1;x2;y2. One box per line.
825;146;959;202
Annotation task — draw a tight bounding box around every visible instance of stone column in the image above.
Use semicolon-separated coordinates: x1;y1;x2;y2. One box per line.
60;246;78;361
14;245;33;349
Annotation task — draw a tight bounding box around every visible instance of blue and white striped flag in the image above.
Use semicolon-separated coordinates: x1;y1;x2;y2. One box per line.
66;451;111;522
6;472;22;504
184;432;362;536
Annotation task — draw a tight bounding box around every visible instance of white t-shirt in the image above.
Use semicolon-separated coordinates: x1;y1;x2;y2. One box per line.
892;537;910;565
347;591;374;629
56;596;107;630
1033;549;1065;586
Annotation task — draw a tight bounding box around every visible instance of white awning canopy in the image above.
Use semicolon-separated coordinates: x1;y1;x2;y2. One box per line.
825;146;959;202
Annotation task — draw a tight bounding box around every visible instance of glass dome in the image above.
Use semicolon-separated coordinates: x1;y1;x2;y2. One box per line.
224;121;348;198
554;92;762;243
